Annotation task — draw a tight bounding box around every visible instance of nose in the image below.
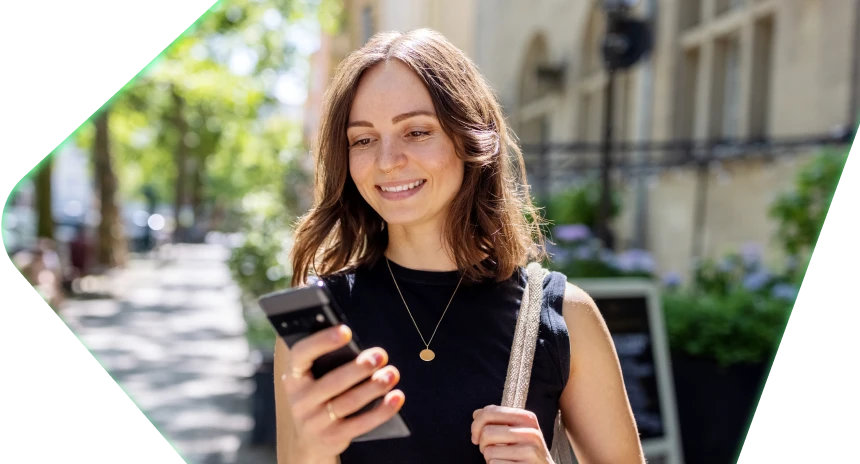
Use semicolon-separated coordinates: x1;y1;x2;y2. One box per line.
376;136;406;173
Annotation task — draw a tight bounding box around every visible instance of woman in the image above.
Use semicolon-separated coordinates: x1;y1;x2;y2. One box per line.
275;29;644;463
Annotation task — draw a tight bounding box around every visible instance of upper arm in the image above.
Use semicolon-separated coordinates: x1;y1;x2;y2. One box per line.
557;282;645;464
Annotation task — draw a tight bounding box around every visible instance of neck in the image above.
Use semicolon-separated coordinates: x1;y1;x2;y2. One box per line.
384;220;457;272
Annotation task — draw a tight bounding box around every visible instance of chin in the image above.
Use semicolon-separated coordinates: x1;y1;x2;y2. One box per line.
379;210;425;226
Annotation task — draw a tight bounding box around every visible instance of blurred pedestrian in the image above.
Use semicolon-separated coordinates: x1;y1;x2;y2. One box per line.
14;238;65;310
274;30;645;464
69;225;90;280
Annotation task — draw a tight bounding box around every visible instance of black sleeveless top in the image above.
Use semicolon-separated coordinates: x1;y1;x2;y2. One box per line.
322;258;571;463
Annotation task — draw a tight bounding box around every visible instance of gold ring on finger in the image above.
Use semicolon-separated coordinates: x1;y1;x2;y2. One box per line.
327;401;340;422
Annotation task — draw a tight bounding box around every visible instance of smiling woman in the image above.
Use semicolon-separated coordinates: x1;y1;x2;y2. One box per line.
276;29;645;464
347;61;465;246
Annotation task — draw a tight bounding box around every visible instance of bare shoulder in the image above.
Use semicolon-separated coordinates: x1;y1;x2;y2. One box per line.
560;281;616;361
561;282;608;330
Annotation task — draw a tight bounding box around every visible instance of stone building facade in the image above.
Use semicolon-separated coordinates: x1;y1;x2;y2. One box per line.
306;0;859;278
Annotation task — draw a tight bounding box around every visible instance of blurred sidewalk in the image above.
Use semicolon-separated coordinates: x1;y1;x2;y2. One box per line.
60;244;276;464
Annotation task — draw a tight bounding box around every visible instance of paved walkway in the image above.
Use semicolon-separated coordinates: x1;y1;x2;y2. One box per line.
60;244;277;464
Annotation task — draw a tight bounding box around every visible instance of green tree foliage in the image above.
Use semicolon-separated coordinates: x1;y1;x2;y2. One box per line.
541;179;622;229
78;0;335;243
768;148;850;281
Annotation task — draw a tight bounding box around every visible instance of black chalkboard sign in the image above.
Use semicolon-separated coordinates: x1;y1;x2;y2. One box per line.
573;279;684;464
560;278;684;464
593;296;665;440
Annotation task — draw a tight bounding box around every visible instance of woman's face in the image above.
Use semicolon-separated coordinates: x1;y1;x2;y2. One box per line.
347;60;465;229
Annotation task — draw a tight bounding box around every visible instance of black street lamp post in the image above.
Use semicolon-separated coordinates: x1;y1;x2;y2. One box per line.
595;0;651;249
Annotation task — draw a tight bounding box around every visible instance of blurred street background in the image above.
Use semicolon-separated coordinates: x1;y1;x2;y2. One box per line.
3;1;857;463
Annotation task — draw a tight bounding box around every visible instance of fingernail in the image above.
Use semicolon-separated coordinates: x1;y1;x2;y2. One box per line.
372;369;391;383
387;392;404;407
358;351;381;367
332;325;349;341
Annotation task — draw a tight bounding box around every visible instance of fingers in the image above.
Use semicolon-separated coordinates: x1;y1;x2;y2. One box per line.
332;365;400;417
482;443;534;463
291;347;389;418
334;389;406;441
302;365;400;433
471;405;540;444
289;325;353;375
477;425;544;454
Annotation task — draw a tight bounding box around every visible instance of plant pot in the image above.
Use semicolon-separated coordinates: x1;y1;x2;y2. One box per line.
250;350;277;446
671;352;769;464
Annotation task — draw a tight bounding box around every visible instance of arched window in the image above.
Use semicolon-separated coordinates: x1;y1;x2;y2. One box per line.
517;32;554;199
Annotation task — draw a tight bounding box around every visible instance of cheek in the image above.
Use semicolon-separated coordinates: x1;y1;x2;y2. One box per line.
348;153;372;187
416;138;463;180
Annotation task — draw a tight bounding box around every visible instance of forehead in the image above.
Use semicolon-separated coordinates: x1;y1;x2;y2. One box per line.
349;59;434;120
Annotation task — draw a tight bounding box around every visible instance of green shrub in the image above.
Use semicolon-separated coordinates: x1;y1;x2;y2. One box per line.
769;148;849;283
540;180;622;229
662;249;795;367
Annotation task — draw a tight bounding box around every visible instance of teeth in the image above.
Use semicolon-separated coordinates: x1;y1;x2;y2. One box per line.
381;180;424;193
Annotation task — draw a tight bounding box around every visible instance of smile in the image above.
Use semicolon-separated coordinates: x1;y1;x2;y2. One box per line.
378;179;426;192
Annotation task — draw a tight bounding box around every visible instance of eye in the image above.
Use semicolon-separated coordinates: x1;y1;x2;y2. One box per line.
350;137;373;147
408;130;430;138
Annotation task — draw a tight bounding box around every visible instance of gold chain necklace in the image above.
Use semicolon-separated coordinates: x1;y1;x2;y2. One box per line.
386;257;464;362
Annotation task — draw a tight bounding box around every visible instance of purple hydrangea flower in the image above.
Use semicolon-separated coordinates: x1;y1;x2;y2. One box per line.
617;249;655;274
549;247;574;263
743;271;770;292
741;242;762;267
771;283;799;301
599;249;618;268
554;224;591;243
574;245;595;260
718;257;735;273
663;271;682;288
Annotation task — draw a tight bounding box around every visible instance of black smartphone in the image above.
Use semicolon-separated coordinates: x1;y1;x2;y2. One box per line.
258;279;411;442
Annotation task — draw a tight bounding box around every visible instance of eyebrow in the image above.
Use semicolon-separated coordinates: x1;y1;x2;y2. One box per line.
347;109;437;129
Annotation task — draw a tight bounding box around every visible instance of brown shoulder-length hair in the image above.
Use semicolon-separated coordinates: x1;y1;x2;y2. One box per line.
290;28;546;286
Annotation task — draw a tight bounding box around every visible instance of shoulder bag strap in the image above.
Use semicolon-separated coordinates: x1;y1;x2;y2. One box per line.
501;263;576;464
501;262;548;408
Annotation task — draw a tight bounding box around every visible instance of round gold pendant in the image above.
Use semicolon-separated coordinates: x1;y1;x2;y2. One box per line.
419;349;436;361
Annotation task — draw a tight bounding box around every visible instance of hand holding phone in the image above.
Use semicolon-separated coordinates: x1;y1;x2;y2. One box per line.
259;281;410;459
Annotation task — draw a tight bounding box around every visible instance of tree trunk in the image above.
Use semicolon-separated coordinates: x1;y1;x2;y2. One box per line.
172;87;189;243
191;157;205;241
93;109;128;269
35;155;54;239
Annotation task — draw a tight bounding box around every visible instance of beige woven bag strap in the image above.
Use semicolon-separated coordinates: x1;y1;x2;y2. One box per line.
501;262;548;408
502;262;575;464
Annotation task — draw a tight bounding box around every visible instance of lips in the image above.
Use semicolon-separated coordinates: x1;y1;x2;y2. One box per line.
378;179;426;192
376;179;426;200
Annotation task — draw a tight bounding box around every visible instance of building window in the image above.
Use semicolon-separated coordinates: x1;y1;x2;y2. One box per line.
716;35;741;139
680;0;703;30
715;0;746;17
675;2;775;143
750;15;775;139
361;6;373;45
677;47;700;141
